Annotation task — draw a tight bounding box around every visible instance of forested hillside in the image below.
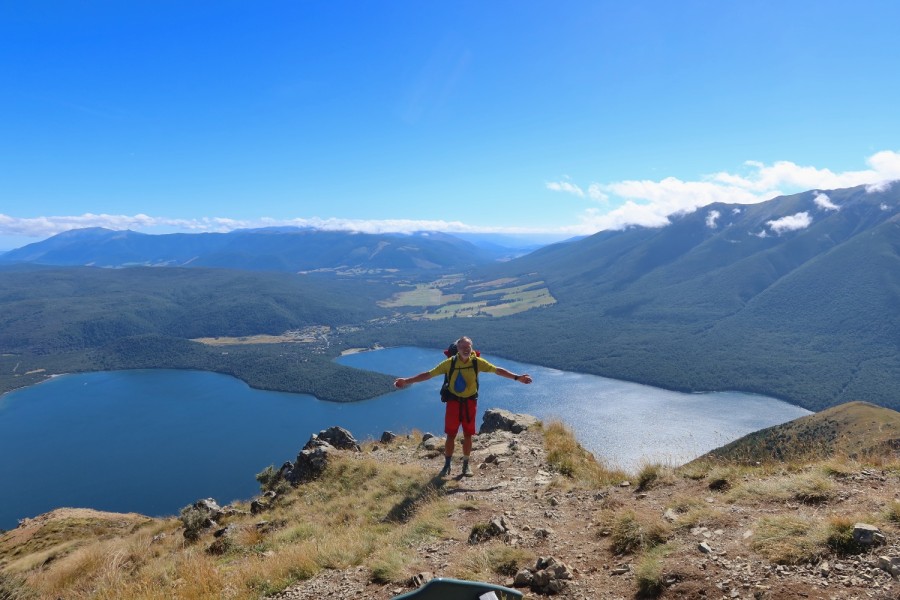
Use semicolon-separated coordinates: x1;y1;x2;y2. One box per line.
0;266;396;400
363;185;900;412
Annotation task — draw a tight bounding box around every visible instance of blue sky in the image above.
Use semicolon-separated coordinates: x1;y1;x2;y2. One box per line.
2;1;900;250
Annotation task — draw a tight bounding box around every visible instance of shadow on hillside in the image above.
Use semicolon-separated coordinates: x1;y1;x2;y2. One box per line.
384;474;507;523
383;476;448;524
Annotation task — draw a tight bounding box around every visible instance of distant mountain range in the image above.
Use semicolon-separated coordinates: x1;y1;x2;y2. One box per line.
0;227;525;274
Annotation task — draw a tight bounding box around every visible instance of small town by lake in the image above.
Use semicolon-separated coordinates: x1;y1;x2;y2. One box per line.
0;347;809;530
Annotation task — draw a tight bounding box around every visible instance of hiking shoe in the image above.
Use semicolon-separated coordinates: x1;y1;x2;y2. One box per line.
439;464;451;477
461;461;473;477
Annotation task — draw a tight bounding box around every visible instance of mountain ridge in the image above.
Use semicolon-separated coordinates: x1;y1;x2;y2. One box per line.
437;183;900;411
0;227;509;274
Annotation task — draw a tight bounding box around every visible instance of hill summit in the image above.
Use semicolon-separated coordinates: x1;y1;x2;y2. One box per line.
2;406;899;599
697;401;900;465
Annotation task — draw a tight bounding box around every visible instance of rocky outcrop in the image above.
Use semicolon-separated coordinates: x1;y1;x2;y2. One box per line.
251;491;278;514
308;426;362;451
277;426;362;485
854;523;887;546
479;408;538;434
180;498;228;540
514;556;574;595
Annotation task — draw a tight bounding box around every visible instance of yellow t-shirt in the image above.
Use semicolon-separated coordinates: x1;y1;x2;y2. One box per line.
429;355;497;398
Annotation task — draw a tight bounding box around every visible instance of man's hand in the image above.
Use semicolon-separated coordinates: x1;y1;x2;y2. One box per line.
394;372;430;388
518;374;533;384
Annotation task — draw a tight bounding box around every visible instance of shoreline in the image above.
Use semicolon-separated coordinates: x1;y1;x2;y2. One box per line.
3;347;810;413
339;344;385;356
0;372;60;401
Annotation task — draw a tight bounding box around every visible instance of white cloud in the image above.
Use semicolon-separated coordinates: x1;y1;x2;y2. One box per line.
5;152;900;245
587;183;608;202
0;213;558;243
710;151;900;192
0;213;165;238
573;201;670;232
867;179;896;193
813;192;839;211
767;212;812;235
732;208;742;215
571;178;767;234
565;150;900;234
546;179;584;197
706;210;721;229
867;151;900;180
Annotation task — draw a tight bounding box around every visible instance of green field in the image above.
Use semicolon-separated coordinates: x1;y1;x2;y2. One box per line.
376;276;556;320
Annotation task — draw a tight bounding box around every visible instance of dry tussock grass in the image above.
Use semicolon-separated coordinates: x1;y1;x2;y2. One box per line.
634;543;672;598
7;421;898;599
12;454;445;600
726;470;834;505
3;538;83;574
636;462;676;491
604;509;671;556
663;495;727;531
750;514;828;564
458;543;533;582
817;455;862;478
885;500;900;525
541;420;628;487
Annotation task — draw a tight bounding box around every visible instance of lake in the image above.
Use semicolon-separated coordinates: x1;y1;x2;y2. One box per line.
0;347;810;530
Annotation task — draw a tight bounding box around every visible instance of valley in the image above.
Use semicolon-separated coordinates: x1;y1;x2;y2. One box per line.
1;183;899;413
377;275;556;319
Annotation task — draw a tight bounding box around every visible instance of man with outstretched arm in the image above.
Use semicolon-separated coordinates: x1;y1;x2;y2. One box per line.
393;336;533;477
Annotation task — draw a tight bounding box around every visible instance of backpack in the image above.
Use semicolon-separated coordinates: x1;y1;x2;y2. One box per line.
440;342;480;402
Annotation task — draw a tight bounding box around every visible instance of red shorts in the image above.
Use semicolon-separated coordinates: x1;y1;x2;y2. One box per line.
444;398;478;436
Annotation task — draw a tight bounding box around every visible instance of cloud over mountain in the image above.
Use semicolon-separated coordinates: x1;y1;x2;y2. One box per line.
556;150;900;233
767;212;813;234
814;192;840;211
4;152;899;246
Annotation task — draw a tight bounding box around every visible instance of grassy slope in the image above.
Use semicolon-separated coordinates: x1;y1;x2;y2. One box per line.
1;405;898;599
695;401;900;464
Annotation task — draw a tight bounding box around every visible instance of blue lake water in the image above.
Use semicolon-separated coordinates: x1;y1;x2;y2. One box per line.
0;347;810;530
